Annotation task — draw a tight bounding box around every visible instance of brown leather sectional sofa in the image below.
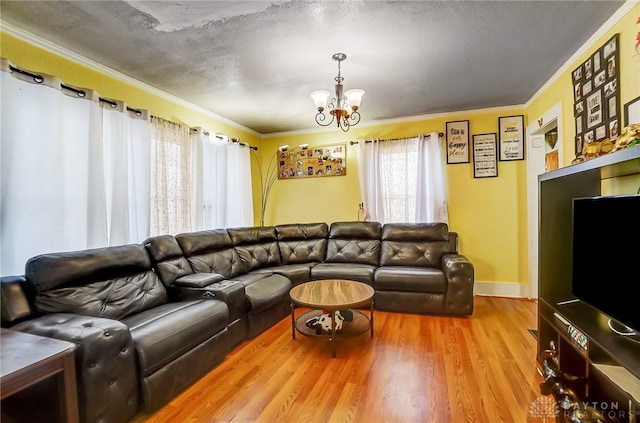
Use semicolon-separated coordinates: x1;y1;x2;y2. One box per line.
0;221;474;423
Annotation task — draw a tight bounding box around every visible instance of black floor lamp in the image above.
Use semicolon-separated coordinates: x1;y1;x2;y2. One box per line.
252;144;288;226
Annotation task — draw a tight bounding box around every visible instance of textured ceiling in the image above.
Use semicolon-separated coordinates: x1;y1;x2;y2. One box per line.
0;1;625;134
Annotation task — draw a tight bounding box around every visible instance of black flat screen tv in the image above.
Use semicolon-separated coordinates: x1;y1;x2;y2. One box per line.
571;194;640;335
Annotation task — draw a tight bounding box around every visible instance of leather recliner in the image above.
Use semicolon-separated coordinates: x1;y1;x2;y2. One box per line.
7;244;231;421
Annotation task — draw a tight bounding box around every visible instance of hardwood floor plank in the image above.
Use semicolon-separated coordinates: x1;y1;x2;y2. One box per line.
132;297;540;423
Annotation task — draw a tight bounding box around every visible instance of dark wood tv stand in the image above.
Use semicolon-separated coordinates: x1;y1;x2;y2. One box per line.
537;147;640;422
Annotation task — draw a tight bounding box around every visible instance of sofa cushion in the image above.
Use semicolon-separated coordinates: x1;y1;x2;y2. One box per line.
26;244;152;291
374;266;447;294
176;229;233;255
310;263;376;285
26;245;167;319
275;223;328;264
34;272;168;320
122;300;229;377
227;226;277;246
380;223;450;268
244;274;291;314
143;235;192;286
325;221;381;265
232;271;273;286
227;226;282;272
176;230;243;278
256;263;315;286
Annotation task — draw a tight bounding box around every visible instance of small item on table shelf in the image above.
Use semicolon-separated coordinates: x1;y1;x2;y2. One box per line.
305;310;347;334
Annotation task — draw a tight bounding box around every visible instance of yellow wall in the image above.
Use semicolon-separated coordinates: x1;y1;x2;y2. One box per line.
262;108;528;286
1;3;637;290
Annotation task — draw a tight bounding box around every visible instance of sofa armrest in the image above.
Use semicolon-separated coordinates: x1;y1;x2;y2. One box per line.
174;272;225;288
442;253;474;316
169;280;246;321
1;276;37;327
12;313;139;423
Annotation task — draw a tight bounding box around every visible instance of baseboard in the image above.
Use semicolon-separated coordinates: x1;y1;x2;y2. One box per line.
474;281;531;298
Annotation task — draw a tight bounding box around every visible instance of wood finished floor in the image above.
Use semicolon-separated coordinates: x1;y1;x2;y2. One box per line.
132;297;542;423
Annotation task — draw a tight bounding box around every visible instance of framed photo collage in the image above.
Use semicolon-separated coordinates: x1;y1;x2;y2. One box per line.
572;34;620;155
278;144;346;179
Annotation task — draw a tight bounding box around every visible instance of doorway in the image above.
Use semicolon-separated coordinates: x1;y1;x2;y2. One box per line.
526;103;563;299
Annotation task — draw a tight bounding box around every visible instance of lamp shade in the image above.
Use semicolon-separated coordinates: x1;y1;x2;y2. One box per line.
345;89;365;109
310;90;331;110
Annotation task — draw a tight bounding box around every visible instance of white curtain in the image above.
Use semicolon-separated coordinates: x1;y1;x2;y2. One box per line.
356;132;448;225
190;131;254;231
224;141;254;227
1;62;151;275
102;102;151;244
357;139;386;222
1;61;256;275
415;133;449;223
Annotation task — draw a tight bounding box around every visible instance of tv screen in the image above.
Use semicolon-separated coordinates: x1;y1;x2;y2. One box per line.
571;195;640;334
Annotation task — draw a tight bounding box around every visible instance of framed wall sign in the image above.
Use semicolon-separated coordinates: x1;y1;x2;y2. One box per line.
445;120;470;164
572;33;620;155
498;115;525;161
624;96;640;126
278;144;346;179
473;133;498;178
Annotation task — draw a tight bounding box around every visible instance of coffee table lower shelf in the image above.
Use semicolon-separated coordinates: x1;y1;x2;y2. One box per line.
294;309;372;338
292;308;373;359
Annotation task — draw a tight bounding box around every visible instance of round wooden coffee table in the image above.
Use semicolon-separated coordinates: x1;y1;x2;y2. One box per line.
289;279;374;357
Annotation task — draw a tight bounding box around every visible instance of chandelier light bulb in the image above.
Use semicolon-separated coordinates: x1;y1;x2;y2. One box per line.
310;90;330;111
345;89;365;110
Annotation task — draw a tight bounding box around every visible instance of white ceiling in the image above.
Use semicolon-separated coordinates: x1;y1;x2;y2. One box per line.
0;1;625;134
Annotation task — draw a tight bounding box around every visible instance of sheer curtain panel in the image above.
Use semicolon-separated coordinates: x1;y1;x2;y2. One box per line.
150;117;192;236
356;132;448;225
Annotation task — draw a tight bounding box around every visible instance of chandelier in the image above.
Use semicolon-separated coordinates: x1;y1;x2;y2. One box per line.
310;53;365;132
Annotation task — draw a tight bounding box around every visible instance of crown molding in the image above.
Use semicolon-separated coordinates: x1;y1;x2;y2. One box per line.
525;0;636;108
0;19;260;137
3;0;634;140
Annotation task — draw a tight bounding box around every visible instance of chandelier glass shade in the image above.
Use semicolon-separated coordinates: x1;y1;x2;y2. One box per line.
310;53;365;132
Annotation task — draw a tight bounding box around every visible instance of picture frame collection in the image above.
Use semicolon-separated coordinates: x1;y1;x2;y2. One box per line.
446;115;525;179
572;34;620;155
278;144;346;179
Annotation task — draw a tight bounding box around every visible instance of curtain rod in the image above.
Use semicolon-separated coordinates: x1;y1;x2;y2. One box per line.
188;130;258;151
9;65;144;116
8;64;258;149
349;132;444;145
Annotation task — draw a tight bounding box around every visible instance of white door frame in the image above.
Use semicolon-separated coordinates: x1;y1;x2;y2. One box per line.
526;102;563;299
